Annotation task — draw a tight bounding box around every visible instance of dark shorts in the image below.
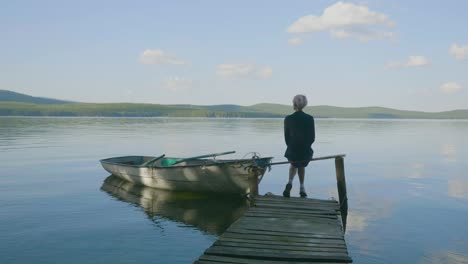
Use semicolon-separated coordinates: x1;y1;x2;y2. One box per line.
285;148;313;168
288;159;310;168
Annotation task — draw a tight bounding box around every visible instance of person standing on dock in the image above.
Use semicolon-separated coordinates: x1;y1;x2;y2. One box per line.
283;94;315;198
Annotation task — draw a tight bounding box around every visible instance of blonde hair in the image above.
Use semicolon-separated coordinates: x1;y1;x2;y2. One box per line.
293;94;308;111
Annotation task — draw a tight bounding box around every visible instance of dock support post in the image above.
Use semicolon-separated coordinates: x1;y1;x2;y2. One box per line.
335;156;348;231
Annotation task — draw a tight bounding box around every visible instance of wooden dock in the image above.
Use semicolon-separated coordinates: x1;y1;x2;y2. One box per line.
194;195;351;263
195;155;351;263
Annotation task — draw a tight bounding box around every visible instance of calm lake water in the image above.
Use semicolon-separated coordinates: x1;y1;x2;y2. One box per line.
0;117;467;263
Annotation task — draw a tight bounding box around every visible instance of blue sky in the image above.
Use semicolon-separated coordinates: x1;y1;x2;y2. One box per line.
1;0;467;111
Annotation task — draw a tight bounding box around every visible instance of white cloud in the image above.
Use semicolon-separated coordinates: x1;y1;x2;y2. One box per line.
408;163;425;179
257;66;273;79
287;2;396;42
330;30;350;39
216;64;273;79
441;143;456;157
163;77;193;91
386;56;431;69
440;82;463;94
288;37;303;45
139;49;187;65
449;43;468;60
216;64;255;77
448;178;468;199
425;250;468;263
440;143;457;163
405;56;431;67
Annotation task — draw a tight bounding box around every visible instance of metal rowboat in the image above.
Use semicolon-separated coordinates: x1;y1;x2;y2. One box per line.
100;152;272;195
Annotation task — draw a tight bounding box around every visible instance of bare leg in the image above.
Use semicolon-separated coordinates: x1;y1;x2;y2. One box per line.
283;165;297;197
298;167;307;197
289;165;297;183
298;167;305;185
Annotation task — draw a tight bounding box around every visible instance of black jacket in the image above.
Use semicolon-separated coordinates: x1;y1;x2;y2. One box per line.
284;111;315;160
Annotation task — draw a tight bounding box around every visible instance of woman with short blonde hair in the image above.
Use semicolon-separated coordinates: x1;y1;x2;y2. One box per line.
293;94;308;111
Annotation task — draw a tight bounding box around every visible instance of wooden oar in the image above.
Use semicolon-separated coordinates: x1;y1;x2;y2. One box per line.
140;154;165;167
166;151;236;166
268;154;346;166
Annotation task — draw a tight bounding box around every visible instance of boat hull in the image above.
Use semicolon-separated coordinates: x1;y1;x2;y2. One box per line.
100;156;272;194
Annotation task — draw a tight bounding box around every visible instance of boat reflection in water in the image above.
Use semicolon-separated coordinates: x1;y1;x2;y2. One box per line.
100;175;249;235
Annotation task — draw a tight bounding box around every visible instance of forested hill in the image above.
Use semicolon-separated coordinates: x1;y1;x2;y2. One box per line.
1;90;468;119
0;90;73;104
248;103;468;119
0;102;282;118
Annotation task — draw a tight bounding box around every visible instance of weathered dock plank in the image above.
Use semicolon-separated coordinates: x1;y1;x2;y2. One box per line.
194;195;352;263
196;254;345;264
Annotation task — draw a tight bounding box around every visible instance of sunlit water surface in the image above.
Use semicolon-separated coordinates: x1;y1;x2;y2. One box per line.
0;117;467;263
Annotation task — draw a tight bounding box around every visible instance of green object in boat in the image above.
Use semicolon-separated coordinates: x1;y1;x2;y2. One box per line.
161;158;180;167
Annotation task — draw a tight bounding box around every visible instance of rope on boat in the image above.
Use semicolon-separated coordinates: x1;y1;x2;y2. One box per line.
241;152;272;173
